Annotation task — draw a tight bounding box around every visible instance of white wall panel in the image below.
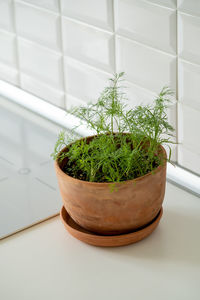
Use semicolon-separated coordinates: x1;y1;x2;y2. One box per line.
65;94;86;110
0;0;14;32
179;13;200;65
20;73;65;108
123;81;155;108
178;104;200;154
179;59;200;110
0;63;19;85
177;7;200;173
146;0;176;9
116;36;176;93
64;57;111;105
61;0;113;31
115;0;176;54
178;145;200;174
20;0;59;12
15;1;61;50
178;0;200;17
62;18;115;73
0;29;18;85
0;31;17;67
18;39;63;89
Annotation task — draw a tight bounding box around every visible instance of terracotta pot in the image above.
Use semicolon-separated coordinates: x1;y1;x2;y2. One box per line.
55;135;167;235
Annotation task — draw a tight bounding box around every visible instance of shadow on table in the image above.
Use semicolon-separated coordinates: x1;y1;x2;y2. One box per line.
100;208;200;266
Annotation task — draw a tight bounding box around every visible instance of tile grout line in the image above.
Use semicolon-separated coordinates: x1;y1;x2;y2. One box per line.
17;36;63;56
62;15;114;35
176;4;179;165
15;0;59;16
111;0;116;74
178;9;200;19
58;0;68;109
60;10;174;58
143;0;176;11
116;33;177;58
12;0;21;86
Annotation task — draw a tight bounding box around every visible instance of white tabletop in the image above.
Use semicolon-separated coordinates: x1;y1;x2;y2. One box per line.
0;96;62;239
0;182;200;300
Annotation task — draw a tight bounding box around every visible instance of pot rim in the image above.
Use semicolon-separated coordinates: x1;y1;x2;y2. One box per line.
55;134;167;186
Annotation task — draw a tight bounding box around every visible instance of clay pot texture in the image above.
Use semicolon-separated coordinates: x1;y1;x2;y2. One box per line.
55;135;167;235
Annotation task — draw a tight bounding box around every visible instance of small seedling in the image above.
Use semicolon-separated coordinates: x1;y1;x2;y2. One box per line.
52;73;175;183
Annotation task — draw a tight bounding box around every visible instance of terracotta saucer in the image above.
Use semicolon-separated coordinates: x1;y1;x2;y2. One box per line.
60;206;163;247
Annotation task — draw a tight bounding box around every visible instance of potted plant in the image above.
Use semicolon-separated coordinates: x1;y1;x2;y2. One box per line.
52;72;175;246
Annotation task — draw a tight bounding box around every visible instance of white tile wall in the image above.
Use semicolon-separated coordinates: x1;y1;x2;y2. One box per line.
18;39;63;89
115;0;176;54
116;36;176;93
178;103;200;153
177;104;200;173
124;81;156;108
62;18;115;73
61;0;114;31
177;5;200;173
0;0;14;32
146;0;177;9
64;57;111;105
0;62;19;85
20;73;65;107
0;0;18;87
178;0;200;17
15;1;61;50
0;31;17;67
179;59;200;110
178;13;200;65
178;145;200;175
20;0;59;12
1;0;200;172
65;94;84;109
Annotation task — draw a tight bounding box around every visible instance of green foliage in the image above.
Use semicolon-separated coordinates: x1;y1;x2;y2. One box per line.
52;72;175;182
